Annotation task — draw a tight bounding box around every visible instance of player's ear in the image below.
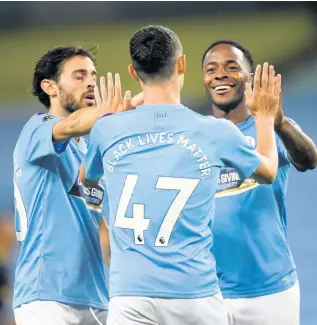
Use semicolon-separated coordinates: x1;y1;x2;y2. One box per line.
177;54;186;75
41;79;58;97
128;64;139;82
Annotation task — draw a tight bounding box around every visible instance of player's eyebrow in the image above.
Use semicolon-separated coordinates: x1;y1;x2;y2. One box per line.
72;69;97;76
226;60;239;65
205;61;218;67
205;60;239;66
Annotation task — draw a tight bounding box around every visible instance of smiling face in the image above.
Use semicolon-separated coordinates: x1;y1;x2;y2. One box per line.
202;44;251;113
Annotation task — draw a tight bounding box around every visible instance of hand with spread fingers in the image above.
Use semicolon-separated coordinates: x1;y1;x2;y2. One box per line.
245;62;281;119
94;73;144;115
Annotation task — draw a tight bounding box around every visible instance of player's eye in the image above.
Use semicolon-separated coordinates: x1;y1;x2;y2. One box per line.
74;72;85;80
207;67;216;73
228;66;238;71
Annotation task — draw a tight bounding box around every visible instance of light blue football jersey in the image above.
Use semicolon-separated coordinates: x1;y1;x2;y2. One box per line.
83;104;262;299
212;116;297;298
13;113;109;310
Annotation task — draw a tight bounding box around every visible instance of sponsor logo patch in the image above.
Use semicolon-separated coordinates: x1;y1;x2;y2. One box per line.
216;167;258;198
69;177;104;210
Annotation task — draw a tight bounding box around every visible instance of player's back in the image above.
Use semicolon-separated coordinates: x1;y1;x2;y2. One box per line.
13;113;108;310
99;104;220;298
90;104;261;299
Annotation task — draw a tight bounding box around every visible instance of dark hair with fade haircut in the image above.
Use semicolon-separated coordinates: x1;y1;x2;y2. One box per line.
129;25;182;83
201;40;254;72
32;46;96;109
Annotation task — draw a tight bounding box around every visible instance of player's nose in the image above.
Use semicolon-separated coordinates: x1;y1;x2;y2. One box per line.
215;75;229;81
214;67;228;80
86;75;96;88
215;71;228;80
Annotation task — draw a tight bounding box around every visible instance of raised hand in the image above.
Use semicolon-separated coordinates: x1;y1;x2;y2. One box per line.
245;63;281;119
94;73;134;114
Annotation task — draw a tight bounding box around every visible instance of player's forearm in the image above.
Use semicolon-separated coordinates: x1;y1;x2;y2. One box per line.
53;107;103;142
254;116;278;183
275;118;317;171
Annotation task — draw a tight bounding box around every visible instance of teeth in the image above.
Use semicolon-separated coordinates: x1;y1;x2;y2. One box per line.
215;86;231;91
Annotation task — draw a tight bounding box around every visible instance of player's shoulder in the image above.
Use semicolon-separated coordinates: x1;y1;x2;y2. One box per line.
98;110;135;124
26;113;58;129
186;108;236;132
185;107;220;125
93;110;137;133
31;112;57;123
18;113;57;137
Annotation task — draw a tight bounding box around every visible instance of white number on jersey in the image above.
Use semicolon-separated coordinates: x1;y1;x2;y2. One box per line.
13;179;28;242
114;175;200;247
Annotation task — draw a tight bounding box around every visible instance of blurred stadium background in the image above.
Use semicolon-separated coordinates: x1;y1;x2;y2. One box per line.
0;2;316;324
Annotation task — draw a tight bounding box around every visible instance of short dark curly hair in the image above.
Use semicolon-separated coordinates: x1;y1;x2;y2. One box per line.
202;40;254;72
32;46;96;108
130;25;182;83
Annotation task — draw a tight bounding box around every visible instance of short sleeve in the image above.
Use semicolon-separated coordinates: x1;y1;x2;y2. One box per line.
83;124;104;181
25;114;69;163
215;119;262;179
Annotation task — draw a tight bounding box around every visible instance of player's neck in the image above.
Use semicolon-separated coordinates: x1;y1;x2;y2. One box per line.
212;103;250;125
48;105;80;142
48;103;71;118
142;85;181;105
